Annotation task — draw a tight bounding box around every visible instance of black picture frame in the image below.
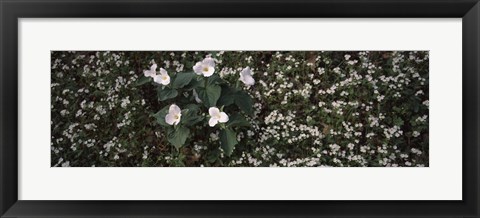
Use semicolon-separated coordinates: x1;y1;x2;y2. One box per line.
1;0;479;217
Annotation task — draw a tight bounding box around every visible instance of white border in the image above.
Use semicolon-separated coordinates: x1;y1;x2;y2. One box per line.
19;18;462;200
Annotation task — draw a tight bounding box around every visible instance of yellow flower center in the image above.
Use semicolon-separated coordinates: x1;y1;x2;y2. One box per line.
162;76;168;80
174;114;180;120
203;67;209;72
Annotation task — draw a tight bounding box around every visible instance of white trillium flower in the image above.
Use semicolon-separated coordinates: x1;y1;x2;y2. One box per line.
153;68;171;85
193;57;216;77
239;67;255;86
208;107;229;127
144;64;157;78
165;104;182;126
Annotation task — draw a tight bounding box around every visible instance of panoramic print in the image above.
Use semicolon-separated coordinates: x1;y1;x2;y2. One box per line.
51;51;429;167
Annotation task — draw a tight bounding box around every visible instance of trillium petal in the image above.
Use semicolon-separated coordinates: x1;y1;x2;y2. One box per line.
161;76;170;85
165;114;176;125
173;116;181;125
159;68;168;75
153;68;171;85
144;70;154;78
202;57;216;67
244;75;255;86
209;117;219;127
209;107;220;116
193;62;203;75
153;75;161;83
241;67;250;74
219;112;229;123
144;64;159;78
153;75;169;85
203;66;215;77
150;64;157;72
239;67;255;86
240;67;250;77
169;104;181;115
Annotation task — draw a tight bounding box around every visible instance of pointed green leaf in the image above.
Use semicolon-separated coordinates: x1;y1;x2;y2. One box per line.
158;87;178;101
208;74;227;85
183;77;200;90
218;85;237;106
227;113;250;128
184;103;200;111
135;76;151;86
181;105;203;126
152;105;171;126
234;91;254;115
167;126;190;149
219;128;238;156
172;72;195;89
196;83;221;107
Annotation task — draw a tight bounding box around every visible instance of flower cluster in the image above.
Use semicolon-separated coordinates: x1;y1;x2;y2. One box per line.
137;56;256;155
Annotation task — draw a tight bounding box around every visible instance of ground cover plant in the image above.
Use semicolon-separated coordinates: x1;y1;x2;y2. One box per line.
51;51;429;167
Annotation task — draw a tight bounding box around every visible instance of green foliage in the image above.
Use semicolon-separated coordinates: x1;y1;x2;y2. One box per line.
220;128;238;156
145;62;253;153
135;76;151;86
153;105;171;126
167;126;190;149
181;105;203;127
218;85;236;106
234;90;254;116
227;113;250;128
195;84;221;107
157;87;178;101
172;72;195;89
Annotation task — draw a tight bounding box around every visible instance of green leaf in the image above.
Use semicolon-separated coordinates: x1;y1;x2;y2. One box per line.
186;114;203;126
181;105;203;126
196;83;221;107
167;126;190;149
218;85;237;106
208;74;227;85
158;87;178;101
206;84;222;106
172;72;195;89
234;91;254;115
135;76;151;86
219;128;238;156
227;113;250;128
152;105;170;126
183;77;200;90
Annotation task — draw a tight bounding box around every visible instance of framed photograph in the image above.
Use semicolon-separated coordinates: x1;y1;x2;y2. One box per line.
1;0;479;217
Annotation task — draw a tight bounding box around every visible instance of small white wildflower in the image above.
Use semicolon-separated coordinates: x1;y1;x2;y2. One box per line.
412;131;420;137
